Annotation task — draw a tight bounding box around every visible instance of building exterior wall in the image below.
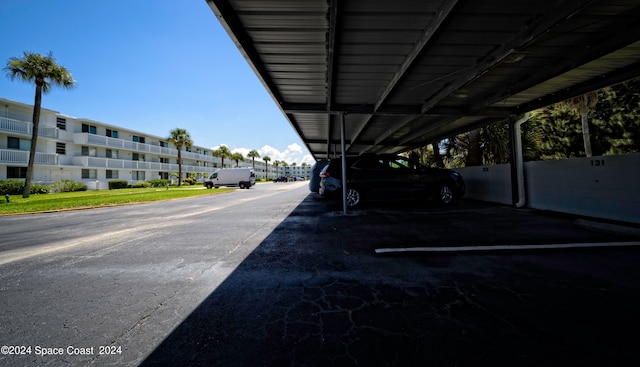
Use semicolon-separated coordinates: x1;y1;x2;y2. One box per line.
456;153;640;224
1;98;310;188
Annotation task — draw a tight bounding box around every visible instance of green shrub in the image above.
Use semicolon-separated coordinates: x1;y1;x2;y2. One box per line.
30;183;51;194
0;180;25;195
50;180;87;193
109;180;129;190
129;181;149;188
147;179;170;188
182;177;196;185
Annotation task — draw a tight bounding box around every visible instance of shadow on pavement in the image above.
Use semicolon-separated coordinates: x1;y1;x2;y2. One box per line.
141;196;640;366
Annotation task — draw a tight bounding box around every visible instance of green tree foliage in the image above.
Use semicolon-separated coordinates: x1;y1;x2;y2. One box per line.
414;77;639;166
247;149;260;171
213;145;232;168
526;78;640;159
231;152;245;167
590;79;640;155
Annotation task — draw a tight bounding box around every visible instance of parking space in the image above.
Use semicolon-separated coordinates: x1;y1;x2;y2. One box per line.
142;192;640;366
316;197;639;253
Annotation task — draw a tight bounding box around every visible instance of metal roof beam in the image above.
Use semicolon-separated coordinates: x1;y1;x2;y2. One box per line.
373;0;596;147
374;0;459;112
346;1;459;154
325;0;339;111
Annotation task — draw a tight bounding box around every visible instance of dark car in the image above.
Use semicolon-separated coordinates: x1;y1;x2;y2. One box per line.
274;176;289;182
319;154;465;208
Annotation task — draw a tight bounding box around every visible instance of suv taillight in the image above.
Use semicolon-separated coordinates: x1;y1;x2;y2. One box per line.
319;165;331;177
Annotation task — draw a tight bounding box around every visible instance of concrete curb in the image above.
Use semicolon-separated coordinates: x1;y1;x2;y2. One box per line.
375;241;640;254
574;218;640;238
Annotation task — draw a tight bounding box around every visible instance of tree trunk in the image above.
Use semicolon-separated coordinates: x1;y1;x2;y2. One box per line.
432;140;444;168
581;104;592;157
177;149;182;186
23;83;43;198
467;129;483;166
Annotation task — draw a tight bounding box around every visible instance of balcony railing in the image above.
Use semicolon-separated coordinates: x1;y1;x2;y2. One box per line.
0;149;59;165
72;133;215;161
71;156;213;174
0;117;59;139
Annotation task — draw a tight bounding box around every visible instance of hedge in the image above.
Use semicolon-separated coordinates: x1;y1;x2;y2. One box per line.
108;180;129;190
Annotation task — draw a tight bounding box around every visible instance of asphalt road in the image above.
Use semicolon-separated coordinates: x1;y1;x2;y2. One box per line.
0;182;310;366
1;182;639;366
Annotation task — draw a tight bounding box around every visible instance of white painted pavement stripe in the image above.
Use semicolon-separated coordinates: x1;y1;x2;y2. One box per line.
375;241;640;254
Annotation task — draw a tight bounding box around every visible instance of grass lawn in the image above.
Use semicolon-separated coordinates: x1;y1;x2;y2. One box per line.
0;186;235;215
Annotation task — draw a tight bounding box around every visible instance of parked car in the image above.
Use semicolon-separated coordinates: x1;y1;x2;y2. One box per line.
319;154;465;208
274;176;289;182
309;159;329;192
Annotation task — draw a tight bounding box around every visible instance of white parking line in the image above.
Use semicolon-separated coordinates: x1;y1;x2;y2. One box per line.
375;241;640;254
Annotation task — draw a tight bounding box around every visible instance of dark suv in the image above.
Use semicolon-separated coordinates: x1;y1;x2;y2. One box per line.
319;154;465;208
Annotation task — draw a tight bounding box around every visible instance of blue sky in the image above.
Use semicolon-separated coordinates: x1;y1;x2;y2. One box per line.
0;0;314;165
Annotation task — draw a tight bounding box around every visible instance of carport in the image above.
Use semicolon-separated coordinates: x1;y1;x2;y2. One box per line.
206;0;640;214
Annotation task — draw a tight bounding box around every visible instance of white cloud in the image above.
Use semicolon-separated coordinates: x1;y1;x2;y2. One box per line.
230;143;316;166
210;144;229;151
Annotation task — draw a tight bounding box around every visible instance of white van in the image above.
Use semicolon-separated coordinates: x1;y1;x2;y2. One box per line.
204;168;255;189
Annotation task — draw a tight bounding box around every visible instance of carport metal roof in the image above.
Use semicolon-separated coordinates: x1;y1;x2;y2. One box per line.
206;0;640;160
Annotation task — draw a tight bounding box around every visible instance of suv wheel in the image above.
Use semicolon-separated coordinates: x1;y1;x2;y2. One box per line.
345;187;362;208
439;184;454;204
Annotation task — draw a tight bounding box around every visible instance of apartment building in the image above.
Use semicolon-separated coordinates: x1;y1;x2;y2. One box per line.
1;98;310;189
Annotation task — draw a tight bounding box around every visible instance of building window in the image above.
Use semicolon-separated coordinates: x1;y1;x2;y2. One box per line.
82;169;97;179
159;157;169;164
106;149;119;159
132;171;145;180
159;172;169;179
106;170;118;179
106;129;118;138
132;153;145;161
7;137;20;150
56;142;66;155
82;124;97;134
7;166;27;179
56;117;66;130
81;146;97;157
132;135;145;144
159;141;168;148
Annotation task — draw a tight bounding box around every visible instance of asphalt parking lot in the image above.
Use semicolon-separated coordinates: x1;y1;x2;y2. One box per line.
142;193;640;367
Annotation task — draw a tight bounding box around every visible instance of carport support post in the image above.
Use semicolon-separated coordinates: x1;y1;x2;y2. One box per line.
340;112;348;214
509;113;530;208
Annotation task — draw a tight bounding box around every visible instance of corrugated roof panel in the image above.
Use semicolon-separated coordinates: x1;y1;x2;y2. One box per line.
208;0;640;159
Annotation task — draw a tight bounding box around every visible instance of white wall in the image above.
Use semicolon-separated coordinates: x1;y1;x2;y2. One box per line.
455;164;512;205
456;153;640;224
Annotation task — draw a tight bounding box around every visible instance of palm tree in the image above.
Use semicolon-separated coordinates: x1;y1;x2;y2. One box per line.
4;52;75;197
247;149;260;171
231;152;245;167
565;91;598;157
262;156;271;180
213;145;232;168
167;128;193;186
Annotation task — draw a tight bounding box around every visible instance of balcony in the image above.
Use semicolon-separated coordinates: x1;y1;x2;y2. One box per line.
71;156;213;174
0;149;59;165
0;117;59;139
72;133;215;161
